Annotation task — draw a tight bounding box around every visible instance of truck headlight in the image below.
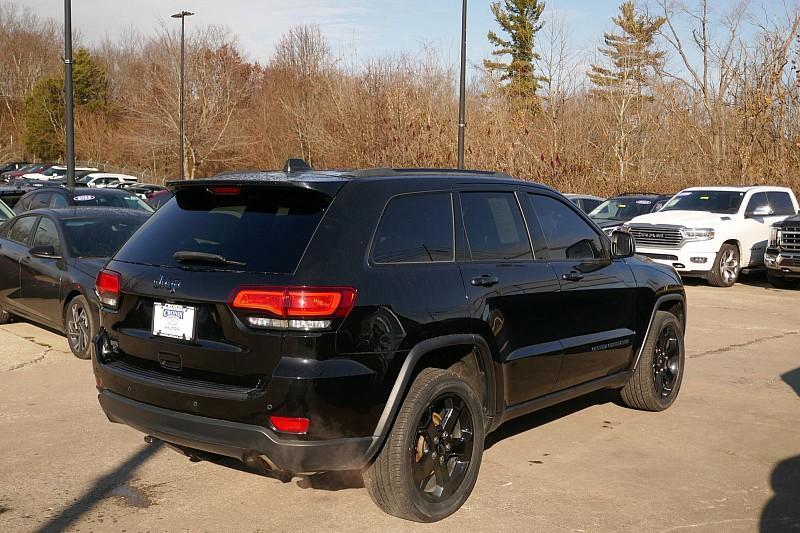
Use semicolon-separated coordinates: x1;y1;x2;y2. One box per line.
681;227;715;241
769;227;780;247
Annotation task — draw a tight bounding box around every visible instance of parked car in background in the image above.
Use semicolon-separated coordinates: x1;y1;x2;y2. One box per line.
2;163;52;181
91;166;687;522
145;189;173;209
589;193;673;236
564;193;605;214
24;165;98;181
14;187;154;214
77;173;138;189
764;212;800;289
0;207;150;359
0;161;30;174
626;186;799;287
47;170;98;186
118;183;164;196
0;184;37;209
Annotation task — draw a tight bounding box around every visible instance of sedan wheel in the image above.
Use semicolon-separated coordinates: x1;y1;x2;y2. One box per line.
66;296;94;360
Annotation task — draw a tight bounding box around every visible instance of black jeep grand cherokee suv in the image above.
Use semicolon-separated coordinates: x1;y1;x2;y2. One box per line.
93;168;686;522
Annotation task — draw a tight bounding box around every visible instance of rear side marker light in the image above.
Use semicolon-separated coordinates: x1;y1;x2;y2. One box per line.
232;287;356;319
95;269;121;309
269;416;310;435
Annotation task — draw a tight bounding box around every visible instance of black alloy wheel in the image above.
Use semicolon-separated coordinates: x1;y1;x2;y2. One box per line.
652;325;680;399
66;296;93;360
412;394;475;501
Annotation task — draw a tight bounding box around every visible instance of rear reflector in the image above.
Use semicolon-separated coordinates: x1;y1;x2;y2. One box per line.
95;269;121;309
269;416;310;435
232;287;356;319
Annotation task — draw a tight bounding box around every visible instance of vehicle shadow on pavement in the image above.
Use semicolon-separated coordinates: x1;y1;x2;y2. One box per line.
760;455;800;532
780;367;800;398
34;442;163;533
206;454;364;491
485;389;619;450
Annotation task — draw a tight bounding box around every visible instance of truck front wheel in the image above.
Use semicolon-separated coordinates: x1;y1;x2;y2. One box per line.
707;244;739;287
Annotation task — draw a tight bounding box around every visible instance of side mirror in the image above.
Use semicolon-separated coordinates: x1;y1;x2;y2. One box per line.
749;205;774;218
611;230;635;258
29;244;61;259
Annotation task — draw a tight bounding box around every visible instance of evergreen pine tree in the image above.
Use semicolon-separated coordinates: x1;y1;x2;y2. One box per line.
589;1;665;99
484;0;546;106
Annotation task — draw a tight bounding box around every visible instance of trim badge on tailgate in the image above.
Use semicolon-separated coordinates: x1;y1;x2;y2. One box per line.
153;275;181;294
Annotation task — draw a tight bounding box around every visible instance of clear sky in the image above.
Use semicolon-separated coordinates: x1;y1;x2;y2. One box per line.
13;0;799;72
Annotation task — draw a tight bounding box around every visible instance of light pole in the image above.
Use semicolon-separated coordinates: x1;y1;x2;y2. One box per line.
457;0;467;170
64;0;75;187
171;10;194;180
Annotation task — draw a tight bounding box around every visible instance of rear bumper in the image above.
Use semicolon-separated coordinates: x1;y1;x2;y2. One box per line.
98;389;374;473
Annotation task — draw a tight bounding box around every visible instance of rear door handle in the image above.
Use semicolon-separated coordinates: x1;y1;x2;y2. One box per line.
471;275;500;287
562;271;584;282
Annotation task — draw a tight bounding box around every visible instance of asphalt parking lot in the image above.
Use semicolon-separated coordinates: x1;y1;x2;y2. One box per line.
1;279;799;533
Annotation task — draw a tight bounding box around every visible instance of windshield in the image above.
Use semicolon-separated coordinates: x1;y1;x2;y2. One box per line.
589;197;655;221
71;192;154;212
661;190;745;214
64;217;146;258
41;167;65;177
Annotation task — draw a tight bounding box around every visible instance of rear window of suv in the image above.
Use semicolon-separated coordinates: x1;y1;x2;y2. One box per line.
114;187;329;273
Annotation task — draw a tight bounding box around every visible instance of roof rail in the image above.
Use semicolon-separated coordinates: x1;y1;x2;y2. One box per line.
348;168;514;179
283;158;313;173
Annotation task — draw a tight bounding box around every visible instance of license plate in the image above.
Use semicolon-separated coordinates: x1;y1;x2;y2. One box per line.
152;302;196;340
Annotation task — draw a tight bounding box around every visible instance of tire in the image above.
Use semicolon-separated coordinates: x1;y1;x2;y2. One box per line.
766;272;800;290
707;243;740;287
65;296;95;360
363;368;485;522
620;311;685;412
0;307;13;325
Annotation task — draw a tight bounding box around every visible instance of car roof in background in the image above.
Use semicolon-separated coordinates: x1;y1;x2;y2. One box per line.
25;207;151;220
84;173;138;179
22;186;140;196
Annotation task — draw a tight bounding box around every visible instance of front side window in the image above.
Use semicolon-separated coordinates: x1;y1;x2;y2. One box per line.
372;193;454;264
7;216;37;245
50;194;69;208
32;217;61;253
529;194;605;261
662;190;745;215
461;192;532;261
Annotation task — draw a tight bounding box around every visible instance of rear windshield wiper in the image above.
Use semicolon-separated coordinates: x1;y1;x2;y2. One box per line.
173;250;247;267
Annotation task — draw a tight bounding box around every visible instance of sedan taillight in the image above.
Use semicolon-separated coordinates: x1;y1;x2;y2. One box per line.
96;269;121;309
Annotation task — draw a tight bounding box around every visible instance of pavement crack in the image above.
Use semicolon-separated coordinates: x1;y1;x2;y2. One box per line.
690;331;800;359
6;348;53;371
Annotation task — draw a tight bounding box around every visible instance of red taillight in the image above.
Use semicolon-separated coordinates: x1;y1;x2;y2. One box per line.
207;186;241;195
269;416;310;434
95;269;121;308
231;287;356;318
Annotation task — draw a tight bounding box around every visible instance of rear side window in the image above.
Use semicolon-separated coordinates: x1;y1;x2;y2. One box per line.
461;192;532;261
29;193;51;210
767;192;796;216
115;188;329;273
372;193;454;263
50;194;69;208
528;194;605;261
7;216;37;244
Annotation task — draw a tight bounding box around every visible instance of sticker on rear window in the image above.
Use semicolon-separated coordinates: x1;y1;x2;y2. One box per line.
635;200;652;204
700;196;710;200
73;195;95;201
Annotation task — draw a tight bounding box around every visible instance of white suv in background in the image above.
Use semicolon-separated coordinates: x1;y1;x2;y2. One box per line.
77;173;138;188
625;186;799;287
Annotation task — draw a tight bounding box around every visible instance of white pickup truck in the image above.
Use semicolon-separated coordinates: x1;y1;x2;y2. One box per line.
624;186;799;287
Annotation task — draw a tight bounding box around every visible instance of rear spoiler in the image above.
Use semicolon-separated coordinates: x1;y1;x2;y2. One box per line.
167;173;348;197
